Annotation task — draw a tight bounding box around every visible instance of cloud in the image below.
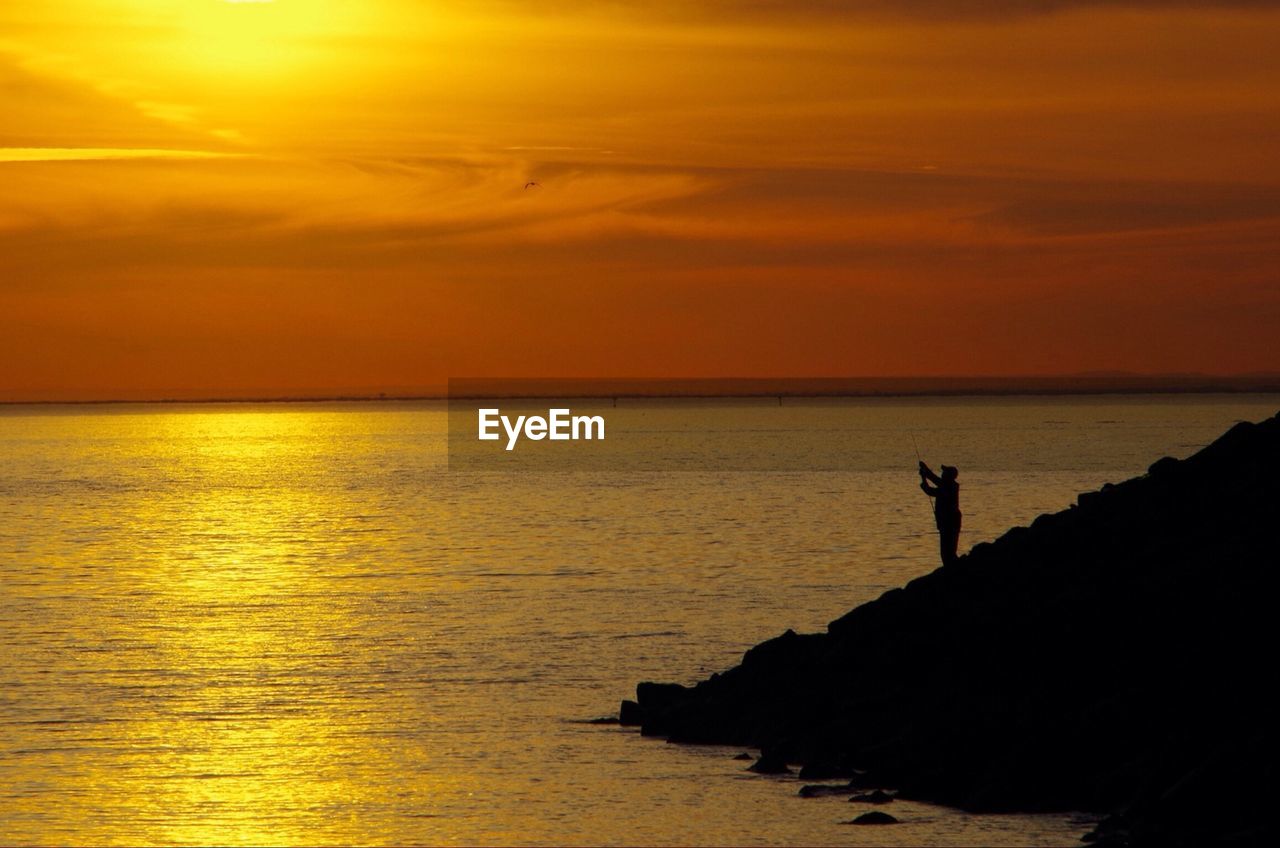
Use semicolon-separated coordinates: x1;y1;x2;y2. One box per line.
976;182;1280;235
3;152;1277;396
0;147;241;162
3;152;1277;281
0;49;229;151
1;0;1278;395
483;0;1280;22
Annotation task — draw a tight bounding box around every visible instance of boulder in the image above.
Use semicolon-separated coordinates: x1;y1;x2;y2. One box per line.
797;762;855;780
747;752;792;775
618;699;643;726
849;789;894;804
623;411;1280;848
798;784;855;798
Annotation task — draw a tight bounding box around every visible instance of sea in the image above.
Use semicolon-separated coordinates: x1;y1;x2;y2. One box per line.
2;394;1276;846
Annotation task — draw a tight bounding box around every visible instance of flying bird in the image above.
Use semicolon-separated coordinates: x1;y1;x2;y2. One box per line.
524;181;540;190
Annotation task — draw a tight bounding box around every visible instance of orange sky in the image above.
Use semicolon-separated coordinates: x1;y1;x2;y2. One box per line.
2;1;1279;400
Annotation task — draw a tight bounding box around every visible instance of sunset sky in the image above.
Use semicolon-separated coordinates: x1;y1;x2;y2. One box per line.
2;0;1279;400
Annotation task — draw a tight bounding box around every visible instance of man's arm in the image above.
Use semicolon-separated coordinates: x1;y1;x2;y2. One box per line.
919;461;942;484
920;481;939;497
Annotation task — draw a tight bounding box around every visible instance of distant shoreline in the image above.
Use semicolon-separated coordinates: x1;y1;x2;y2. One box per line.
3;374;1280;406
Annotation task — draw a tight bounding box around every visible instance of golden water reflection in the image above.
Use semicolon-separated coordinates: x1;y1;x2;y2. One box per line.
4;408;444;846
9;399;1264;845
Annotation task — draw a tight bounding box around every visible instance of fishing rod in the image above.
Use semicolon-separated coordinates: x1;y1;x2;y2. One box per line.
911;432;937;518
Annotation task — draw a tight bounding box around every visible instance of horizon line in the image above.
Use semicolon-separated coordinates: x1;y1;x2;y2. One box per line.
4;373;1280;406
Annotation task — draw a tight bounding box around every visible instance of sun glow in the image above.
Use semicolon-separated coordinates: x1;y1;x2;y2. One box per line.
3;1;1280;399
127;0;370;78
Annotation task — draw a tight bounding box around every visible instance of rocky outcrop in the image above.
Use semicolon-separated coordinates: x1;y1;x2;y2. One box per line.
620;412;1280;846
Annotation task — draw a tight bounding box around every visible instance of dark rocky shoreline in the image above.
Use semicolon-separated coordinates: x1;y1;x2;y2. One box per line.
618;412;1280;846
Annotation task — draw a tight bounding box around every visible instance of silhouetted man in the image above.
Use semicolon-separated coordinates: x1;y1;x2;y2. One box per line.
919;461;961;566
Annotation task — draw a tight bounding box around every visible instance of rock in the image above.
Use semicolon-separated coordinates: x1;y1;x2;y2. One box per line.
1077;489;1104;508
622;411;1280;848
635;682;695;736
798;784;856;798
967;541;994;557
845;811;898;825
849;789;894;804
635;682;690;712
844;771;882;789
747;752;792;775
732;752;753;761
587;716;620;725
797;762;854;780
618;700;643;726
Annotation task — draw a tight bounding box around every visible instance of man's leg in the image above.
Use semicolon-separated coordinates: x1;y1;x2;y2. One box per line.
941;523;959;566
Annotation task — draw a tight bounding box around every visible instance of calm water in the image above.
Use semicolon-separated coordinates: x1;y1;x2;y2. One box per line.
2;394;1276;846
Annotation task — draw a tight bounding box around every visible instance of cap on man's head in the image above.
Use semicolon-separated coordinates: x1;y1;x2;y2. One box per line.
941;465;959;479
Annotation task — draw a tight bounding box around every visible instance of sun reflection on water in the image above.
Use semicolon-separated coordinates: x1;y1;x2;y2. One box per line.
6;398;1252;845
2;407;446;846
